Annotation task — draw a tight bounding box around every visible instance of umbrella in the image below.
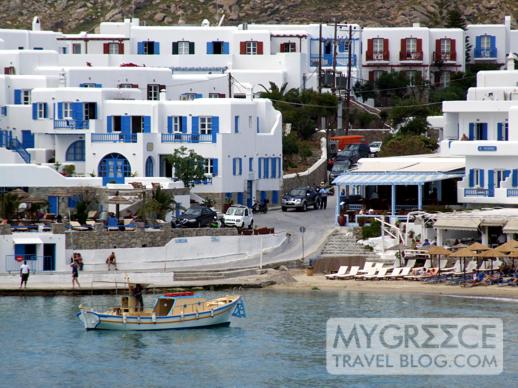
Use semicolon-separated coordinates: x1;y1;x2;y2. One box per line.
495;240;518;253
9;188;30;198
451;243;468;250
451;247;476;284
47;188;76;219
506;249;518;271
477;248;505;274
106;194;133;219
426;246;451;276
467;242;490;252
21;196;48;204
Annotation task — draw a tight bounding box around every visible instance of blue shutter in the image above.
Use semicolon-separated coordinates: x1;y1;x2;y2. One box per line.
237;192;243;205
154;41;160;55
249;157;253;172
212;158;218;176
14;89;22;104
489;35;496;57
195;93;203;99
272;191;279;204
481;123;488;140
207;42;213;54
95;83;102;88
513;170;518;187
192;116;199;142
211;116;219;143
32;103;37;119
223;42;229;54
234;115;239;133
48;196;58;215
137;41;144;54
468;123;474;140
338;40;346;52
181;116;187;133
21;130;34;148
469;169;474;187
504;170;511;180
278;158;282;177
271;157;276;178
264;158;269;178
488;170;494;197
505;123;509;140
121;116;131;135
258;157;263;178
44;103;48;118
107;116;113;132
480;169;485;188
232;158;236;176
256;117;260;133
143;116;151;133
497;123;503;141
71;102;83;121
475;36;481;55
58;103;63;120
260;191;267;202
167;116;173;133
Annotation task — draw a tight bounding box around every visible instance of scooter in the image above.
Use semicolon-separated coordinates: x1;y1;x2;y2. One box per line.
252;199;268;214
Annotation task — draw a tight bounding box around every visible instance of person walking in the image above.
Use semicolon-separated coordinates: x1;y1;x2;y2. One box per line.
71;261;80;288
19;261;30;288
130;283;144;312
319;184;328;210
106;252;118;271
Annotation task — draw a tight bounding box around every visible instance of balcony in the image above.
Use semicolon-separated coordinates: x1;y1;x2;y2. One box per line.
464;188;488;197
365;52;389;63
161;133;213;143
474;47;497;60
433;51;457;63
399;51;423;62
507;189;518;197
91;133;137;143
54;119;89;129
310;54;357;67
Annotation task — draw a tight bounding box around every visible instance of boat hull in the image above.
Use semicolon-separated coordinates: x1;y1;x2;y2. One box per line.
78;298;239;331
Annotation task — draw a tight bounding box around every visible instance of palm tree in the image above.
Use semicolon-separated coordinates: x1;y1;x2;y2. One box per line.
0;193;20;222
137;187;177;222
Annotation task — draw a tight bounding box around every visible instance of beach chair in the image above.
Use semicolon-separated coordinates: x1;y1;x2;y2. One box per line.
70;221;89;231
335;266;360;280
384;267;402;279
355;267;378;280
86;220;96;228
404;259;416;268
325;266;349;280
371;267;389;280
107;216;119;231
358;261;375;274
123;218;136;231
394;267;411;279
452;261;477;276
87;210;98;220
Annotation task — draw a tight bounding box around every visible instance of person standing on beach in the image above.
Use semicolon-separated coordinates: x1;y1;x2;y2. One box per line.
71;261;80;288
19;261;30;288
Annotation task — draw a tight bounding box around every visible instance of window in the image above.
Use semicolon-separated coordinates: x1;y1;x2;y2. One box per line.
61;47;67;54
280;42;296;53
203;159;214;175
249;157;254;172
406;70;418;85
372;70;385;81
72;43;81;54
22;90;31;105
118;83;138;89
171;116;183;133
246;41;258;55
211;41;223;54
233;158;242;176
180;93;198;101
4;66;15;75
440;39;451;55
473;168;482;187
108;42;120;54
178;41;190;55
199;116;212;135
480;35;491;50
147;84;160;101
475;123;486;140
65;140;85;161
234;115;239;133
373;38;384;54
84;103;97;120
495;169;506;189
324;41;332;55
63;102;72;119
37;103;47;119
140;41;158;55
208;93;225;98
406;38;417;54
80;83;99;88
440;71;450;88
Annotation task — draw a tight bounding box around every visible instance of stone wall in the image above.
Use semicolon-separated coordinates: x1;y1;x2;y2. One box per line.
66;227;238;250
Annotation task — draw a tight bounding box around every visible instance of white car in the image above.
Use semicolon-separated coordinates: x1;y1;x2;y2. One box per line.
369;141;382;155
223;205;254;228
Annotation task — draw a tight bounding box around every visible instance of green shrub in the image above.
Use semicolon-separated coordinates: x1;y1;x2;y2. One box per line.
362;220;381;239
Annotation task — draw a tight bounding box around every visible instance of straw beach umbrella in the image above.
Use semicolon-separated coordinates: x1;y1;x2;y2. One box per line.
468;242;490;252
506;249;518;271
9;188;30;199
426;246;451;275
476;248;505;274
495;240;518;254
451;247;476;283
106;194;133;219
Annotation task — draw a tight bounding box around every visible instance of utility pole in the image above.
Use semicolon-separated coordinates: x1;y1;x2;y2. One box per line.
228;71;232;98
345;25;353;135
331;20;338;95
318;23;322;94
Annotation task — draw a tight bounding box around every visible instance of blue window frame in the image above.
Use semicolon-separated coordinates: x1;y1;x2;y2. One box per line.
234;115;239;133
249;157;254;172
98;153;131;185
145;156;154;177
233;158;243;176
65;140;85;161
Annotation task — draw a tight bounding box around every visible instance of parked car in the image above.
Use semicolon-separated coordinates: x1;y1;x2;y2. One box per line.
335;149;360;165
223;205;254;228
177;206;218;228
369;141;382;155
329;160;351;182
346;143;371;158
282;186;321;212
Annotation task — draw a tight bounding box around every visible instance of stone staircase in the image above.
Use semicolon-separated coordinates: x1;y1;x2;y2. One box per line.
172;267;260;282
320;229;379;259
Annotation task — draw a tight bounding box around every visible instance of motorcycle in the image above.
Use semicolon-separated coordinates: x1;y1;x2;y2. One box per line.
252;199;268;214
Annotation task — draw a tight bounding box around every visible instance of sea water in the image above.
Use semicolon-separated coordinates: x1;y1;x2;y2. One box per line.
1;289;518;387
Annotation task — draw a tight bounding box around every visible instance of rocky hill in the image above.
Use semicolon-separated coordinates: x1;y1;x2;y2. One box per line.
1;0;517;33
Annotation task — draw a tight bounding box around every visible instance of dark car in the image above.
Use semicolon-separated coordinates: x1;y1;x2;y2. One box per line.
329;160;351;182
177;206;217;227
346;143;371;158
336;149;360;165
282;186;321;212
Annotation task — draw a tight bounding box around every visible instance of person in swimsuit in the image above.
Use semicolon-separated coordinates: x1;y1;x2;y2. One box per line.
71;261;80;288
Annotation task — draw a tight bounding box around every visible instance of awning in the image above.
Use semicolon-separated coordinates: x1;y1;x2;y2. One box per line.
434;218;481;231
332;171;463;186
12;236;43;244
503;219;518;233
480;217;508;227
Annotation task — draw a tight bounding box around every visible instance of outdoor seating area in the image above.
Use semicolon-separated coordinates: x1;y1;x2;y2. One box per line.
324;240;518;287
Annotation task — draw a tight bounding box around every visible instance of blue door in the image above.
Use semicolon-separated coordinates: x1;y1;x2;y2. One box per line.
98;153;131;185
43;244;55;271
21;130;34;148
247;180;253;208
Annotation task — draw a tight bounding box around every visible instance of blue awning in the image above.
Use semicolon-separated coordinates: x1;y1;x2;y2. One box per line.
332;171;463;186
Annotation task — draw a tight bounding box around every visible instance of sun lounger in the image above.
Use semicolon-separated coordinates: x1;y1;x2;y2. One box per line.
70;221;89;231
355;267;378;280
394;267;411;279
406;268;439;281
452;261;477;276
384;267;402;279
357;261;375;274
370;267;389;280
404;259;416;268
335;266;360;279
325;266;349;280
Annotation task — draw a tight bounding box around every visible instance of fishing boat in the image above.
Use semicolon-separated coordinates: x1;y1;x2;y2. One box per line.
77;289;246;331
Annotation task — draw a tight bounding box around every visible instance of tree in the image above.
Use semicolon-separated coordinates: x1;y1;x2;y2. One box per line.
0;193;20;222
74;189;98;224
378;134;438;157
445;7;466;29
137;186;176;222
166;146;206;188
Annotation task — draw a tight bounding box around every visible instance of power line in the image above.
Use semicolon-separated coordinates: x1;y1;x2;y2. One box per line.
265;97;444;110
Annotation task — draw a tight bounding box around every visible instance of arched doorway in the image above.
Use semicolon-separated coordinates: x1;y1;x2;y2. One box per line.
98;153;131;185
145;156;154;177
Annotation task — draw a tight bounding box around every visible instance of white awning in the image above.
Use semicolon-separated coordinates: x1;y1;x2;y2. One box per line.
434;218;481;231
503;219;518;233
12;236;43;244
333;171;463;186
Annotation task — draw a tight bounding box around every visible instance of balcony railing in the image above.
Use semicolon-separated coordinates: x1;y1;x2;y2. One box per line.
507;189;518;197
365;52;389;62
91;133;137;143
399;51;423;61
474;47;497;59
161;133;213;143
5;255;49;273
310;54;357;67
433;51;457;62
464;188;488;197
54;119;89;129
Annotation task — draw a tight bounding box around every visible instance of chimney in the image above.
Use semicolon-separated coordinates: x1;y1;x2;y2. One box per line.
505;16;512;31
507;53;515;71
413;22;420;28
159;89;167;101
32;16;41;31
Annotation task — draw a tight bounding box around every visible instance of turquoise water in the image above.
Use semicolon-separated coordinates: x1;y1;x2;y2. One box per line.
1;289;518;387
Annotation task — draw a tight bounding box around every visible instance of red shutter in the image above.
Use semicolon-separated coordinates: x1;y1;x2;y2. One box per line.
257;41;264;55
450;39;456;61
368;71;374;82
366;39;373;60
400;38;407;59
416;38;422;57
103;43;110;54
435;39;441;61
280;43;285;53
383;39;389;61
240;41;246;54
118;42;124;54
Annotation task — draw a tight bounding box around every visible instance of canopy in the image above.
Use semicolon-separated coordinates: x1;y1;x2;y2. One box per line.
12;236;43;244
333;171;462;186
503;219;518;234
434;218;481;231
476;248;505;258
468;242;490;251
450;247;476;257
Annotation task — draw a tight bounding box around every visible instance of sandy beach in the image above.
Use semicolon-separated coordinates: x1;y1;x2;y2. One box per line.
272;269;518;300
